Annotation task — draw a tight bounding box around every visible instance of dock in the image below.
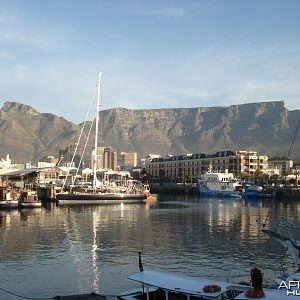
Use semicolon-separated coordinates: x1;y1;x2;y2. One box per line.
31;184;300;201
150;183;199;195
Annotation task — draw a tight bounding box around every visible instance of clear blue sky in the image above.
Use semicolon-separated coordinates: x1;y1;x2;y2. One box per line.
0;0;299;123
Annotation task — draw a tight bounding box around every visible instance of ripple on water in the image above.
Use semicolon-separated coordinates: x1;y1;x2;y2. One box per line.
0;196;299;298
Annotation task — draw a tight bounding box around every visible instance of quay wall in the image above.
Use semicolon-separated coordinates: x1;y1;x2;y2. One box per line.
150;184;300;198
150;184;199;195
268;187;300;198
36;185;300;200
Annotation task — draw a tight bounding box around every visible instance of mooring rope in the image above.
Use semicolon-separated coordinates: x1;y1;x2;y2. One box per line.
0;286;52;299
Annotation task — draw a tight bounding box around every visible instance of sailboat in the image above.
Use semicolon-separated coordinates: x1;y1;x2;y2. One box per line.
55;73;147;205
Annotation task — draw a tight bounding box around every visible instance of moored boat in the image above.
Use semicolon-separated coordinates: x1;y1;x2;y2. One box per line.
55;73;147;205
243;184;275;199
120;264;290;300
0;186;19;209
0;199;19;209
198;166;243;198
18;190;42;208
56;191;146;205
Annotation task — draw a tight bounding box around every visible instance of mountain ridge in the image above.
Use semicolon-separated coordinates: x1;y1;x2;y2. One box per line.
0;100;299;163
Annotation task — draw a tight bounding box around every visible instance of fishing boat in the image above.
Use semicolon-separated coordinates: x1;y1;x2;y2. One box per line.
18;190;42;208
198;166;243;198
0;186;19;209
55;73;146;205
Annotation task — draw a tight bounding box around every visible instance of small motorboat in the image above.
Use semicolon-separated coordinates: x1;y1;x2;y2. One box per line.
0;186;19;209
18;190;42;208
243;184;275;198
118;253;292;300
0;200;19;209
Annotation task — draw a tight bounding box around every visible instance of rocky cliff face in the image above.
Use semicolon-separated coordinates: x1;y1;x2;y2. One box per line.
98;101;300;161
0;100;299;163
0;102;81;162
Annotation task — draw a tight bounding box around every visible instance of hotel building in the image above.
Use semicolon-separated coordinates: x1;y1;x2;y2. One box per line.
146;150;269;181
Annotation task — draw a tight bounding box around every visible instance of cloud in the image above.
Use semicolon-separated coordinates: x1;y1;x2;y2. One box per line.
0;2;299;124
2;38;300;125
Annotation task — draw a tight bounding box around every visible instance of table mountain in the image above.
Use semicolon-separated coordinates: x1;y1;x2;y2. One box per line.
0;100;299;163
0;101;81;163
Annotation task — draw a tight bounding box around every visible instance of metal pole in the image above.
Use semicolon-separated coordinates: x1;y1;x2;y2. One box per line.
93;72;102;190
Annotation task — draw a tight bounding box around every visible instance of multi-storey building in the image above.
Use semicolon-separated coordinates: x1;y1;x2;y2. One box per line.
104;146;117;171
91;146;105;169
239;151;269;174
120;152;137;168
146;150;269;181
268;156;294;175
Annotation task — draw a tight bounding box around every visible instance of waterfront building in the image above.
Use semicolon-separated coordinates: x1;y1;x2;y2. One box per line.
40;155;58;165
38;155;57;168
239;151;269;174
0;154;23;184
104;146;117;171
268;156;294;175
38;161;56;168
120;152;137;168
122;152;135;166
0;166;65;188
146;150;269;182
91;146;105;169
266;166;281;176
0;154;11;169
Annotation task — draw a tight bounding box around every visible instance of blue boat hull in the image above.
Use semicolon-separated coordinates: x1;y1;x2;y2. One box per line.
199;186;242;198
244;190;275;198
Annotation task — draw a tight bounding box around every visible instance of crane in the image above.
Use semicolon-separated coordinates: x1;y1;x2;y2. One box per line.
55;144;71;167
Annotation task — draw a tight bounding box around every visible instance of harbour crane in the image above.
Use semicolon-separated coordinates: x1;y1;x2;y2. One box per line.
55;144;71;167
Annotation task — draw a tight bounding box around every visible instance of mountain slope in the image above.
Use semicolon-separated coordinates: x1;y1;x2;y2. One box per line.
0;102;81;162
0;100;299;163
98;101;300;161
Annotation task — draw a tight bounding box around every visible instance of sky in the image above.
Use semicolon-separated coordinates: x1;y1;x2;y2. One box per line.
0;0;300;123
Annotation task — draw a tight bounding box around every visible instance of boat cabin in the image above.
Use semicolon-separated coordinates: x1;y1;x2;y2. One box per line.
201;172;236;183
119;270;291;300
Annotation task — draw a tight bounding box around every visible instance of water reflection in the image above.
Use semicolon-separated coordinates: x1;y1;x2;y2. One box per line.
0;196;300;299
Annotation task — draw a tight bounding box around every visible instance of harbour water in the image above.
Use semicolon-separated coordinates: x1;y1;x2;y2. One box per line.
0;195;300;299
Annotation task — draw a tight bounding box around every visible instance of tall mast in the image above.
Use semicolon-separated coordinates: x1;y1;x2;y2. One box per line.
93;72;102;190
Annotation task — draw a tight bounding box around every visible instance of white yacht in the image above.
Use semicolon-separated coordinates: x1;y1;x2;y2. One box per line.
198;166;243;198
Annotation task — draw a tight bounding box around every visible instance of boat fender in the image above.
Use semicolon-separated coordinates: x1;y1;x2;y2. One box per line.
245;288;265;298
202;284;221;293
